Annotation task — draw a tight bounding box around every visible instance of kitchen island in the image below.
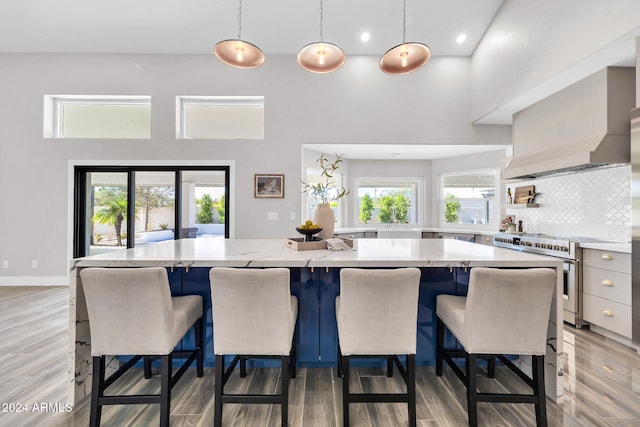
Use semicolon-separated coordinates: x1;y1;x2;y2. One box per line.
68;238;563;405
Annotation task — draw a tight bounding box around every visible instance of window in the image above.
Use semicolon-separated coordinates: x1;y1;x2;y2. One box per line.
44;95;151;138
355;178;422;225
74;166;229;257
177;96;264;139
439;170;497;227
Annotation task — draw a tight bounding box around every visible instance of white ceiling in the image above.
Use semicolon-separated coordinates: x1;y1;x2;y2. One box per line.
0;0;503;56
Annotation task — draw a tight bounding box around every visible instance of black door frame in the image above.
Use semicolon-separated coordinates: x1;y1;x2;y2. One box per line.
74;165;230;258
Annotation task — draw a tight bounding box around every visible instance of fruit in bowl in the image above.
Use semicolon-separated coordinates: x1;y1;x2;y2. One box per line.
296;220;322;241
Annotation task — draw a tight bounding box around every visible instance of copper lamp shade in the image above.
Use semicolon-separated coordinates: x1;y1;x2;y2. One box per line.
214;39;265;69
379;42;430;75
297;42;346;73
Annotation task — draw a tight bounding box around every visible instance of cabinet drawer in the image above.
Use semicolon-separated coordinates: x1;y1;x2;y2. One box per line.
335;232;365;239
582;266;631;305
583;249;631;273
474;234;494;246
583;294;632;338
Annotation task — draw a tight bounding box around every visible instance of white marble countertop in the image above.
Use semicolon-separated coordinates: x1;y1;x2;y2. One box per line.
578;242;631;253
334;226;498;235
72;238;562;269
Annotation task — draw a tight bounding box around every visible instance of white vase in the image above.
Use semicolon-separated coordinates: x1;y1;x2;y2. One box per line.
314;203;335;240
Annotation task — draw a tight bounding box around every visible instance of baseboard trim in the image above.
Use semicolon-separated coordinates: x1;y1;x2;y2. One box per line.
0;276;69;286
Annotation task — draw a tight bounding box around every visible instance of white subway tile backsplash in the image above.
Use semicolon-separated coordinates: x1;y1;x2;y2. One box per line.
505;165;630;241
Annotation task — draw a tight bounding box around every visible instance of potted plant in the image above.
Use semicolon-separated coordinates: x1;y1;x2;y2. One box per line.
302;153;349;239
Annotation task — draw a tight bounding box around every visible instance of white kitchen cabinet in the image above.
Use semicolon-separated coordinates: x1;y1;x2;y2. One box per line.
582;248;632;339
334;232;365;239
474;234;494;246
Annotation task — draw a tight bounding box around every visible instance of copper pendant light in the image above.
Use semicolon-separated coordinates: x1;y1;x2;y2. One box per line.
214;0;265;69
297;0;346;73
379;0;430;75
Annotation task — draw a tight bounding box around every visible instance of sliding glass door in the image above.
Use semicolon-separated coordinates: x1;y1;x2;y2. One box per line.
74;166;229;257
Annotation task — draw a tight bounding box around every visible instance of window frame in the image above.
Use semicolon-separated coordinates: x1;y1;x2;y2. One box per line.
73;165;230;258
44;95;151;139
437;168;499;230
176;95;265;140
353;176;425;225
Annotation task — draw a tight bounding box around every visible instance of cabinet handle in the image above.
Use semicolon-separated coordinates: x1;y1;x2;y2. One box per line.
601;254;614;260
601;279;614;287
601;309;614;317
602;364;615;373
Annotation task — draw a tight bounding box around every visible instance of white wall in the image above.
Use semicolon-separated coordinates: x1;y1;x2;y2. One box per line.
471;0;640;122
0;53;510;282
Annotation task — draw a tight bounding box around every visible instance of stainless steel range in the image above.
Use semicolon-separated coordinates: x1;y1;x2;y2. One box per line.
493;232;604;328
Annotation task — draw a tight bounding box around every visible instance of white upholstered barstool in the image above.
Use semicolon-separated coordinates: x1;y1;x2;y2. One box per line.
79;267;204;427
209;267;298;427
436;267;556;427
336;268;421;427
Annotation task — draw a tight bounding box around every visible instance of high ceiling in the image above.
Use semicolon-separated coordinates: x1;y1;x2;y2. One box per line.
0;0;503;56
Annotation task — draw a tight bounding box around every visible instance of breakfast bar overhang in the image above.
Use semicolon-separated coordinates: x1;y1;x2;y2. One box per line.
68;238;564;406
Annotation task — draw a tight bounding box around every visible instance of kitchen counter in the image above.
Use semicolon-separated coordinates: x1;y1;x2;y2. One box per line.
69;238;563;405
72;237;556;269
578;242;631;253
334;226;497;236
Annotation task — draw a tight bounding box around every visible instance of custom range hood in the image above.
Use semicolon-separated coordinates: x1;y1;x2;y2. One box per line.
503;67;636;180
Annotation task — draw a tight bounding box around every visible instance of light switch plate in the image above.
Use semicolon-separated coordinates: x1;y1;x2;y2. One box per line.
289;212;296;221
267;212;278;221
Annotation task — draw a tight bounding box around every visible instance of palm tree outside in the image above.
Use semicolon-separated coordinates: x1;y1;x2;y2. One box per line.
93;188;128;246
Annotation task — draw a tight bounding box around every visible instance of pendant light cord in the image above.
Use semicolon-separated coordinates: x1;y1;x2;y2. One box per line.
402;0;406;42
319;0;324;42
237;0;243;40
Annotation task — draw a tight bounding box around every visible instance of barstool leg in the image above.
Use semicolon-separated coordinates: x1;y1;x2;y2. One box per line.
387;357;394;377
144;356;153;379
466;354;478;427
435;317;445;376
214;354;224;427
407;354;416;427
290;332;297;379
90;356;105;427
337;344;343;377
487;356;496;378
342;355;350;427
159;354;172;427
281;355;290;427
240;357;247;378
195;316;204;378
533;355;548;427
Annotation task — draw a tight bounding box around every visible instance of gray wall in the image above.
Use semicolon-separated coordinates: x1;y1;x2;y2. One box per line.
0;54;508;283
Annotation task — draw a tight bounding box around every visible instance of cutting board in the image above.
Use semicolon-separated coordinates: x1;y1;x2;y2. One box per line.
514;185;536;204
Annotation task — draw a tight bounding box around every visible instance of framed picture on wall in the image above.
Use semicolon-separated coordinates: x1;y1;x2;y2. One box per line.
254;174;284;198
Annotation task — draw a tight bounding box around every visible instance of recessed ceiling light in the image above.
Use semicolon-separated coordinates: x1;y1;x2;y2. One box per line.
360;32;370;42
456;34;467;44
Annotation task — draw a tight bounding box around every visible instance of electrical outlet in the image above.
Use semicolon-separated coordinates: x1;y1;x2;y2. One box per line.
31;260;38;269
2;260;8;269
289;212;296;221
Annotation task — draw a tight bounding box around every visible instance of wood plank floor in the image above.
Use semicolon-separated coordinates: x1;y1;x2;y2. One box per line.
1;286;639;426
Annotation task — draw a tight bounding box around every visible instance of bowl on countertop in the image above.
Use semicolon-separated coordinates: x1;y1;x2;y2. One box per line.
295;227;322;242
